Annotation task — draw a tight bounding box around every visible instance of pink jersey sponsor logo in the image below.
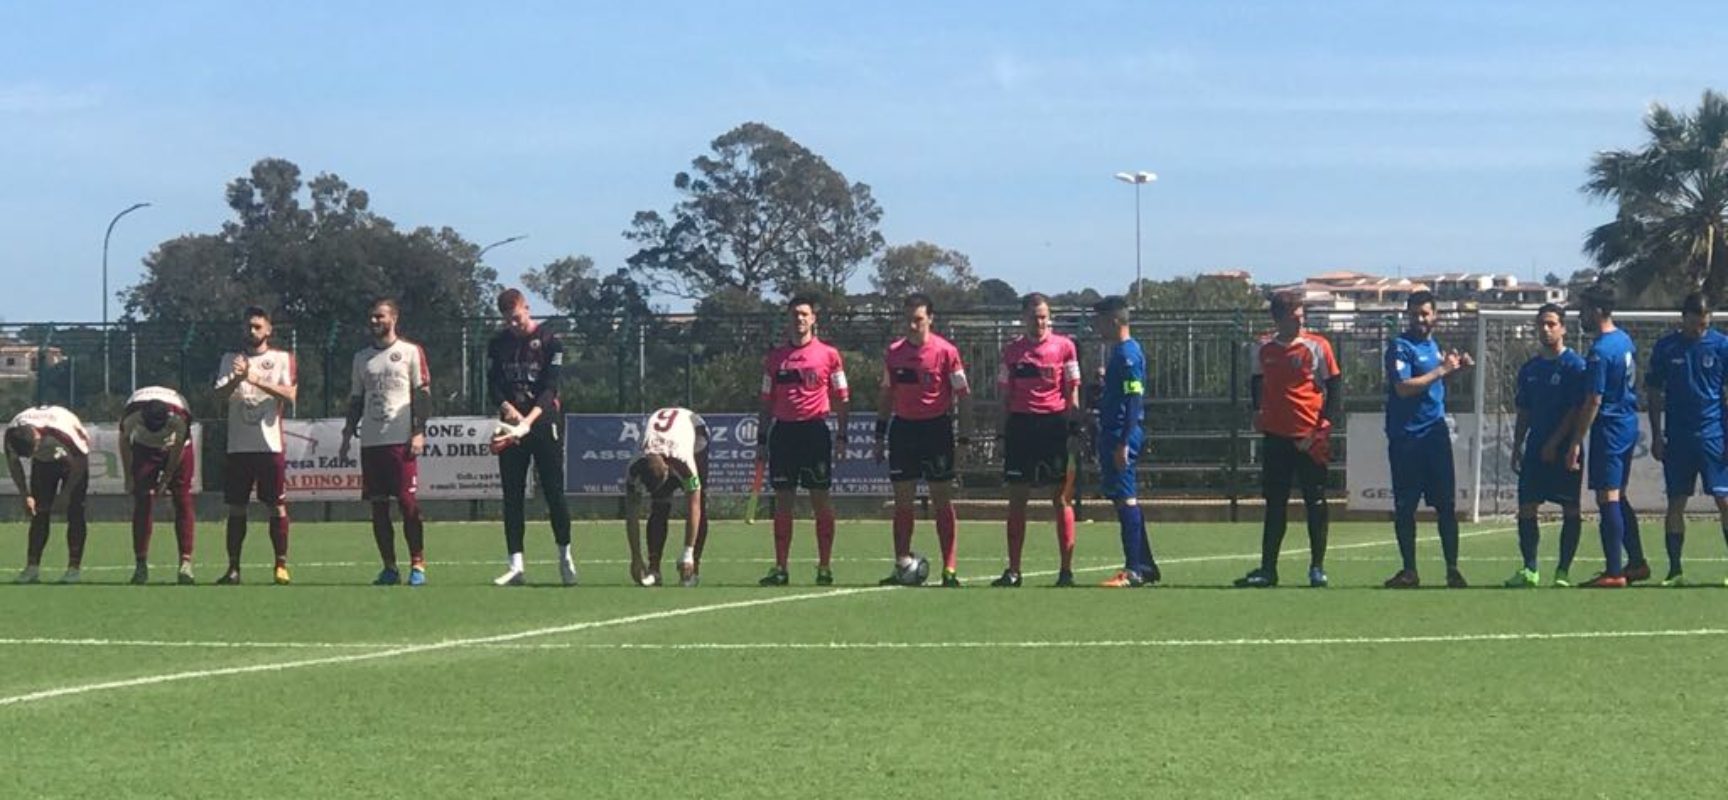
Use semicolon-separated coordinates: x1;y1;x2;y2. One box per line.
998;334;1079;415
762;339;848;422
884;334;967;421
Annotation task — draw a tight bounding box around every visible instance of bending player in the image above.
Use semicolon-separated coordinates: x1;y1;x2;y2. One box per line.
339;298;432;586
1505;304;1586;588
5;405;92;584
1645;292;1728;586
993;292;1083;588
1382;291;1471;589
624;407;710;587
119;386;197;584
873;293;973;588
1092;297;1160;587
1570;284;1649;587
214;305;298;585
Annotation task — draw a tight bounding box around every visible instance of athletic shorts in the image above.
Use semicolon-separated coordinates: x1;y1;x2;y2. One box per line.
1388;427;1455;511
224;452;287;506
1261;434;1326;499
1096;431;1143;499
888;415;955;483
1003;413;1070;487
1586;426;1635;492
768;418;832;491
362;444;419;500
1662;435;1728;498
1518;450;1582;507
131;443;195;499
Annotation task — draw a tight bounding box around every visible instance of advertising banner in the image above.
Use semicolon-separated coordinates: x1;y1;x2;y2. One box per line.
276;416;509;500
564;413;893;495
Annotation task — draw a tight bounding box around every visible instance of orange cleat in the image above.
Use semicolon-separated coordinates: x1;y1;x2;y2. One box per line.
1100;570;1144;588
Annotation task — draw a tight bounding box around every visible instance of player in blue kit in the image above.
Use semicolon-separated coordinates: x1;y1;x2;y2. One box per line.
1645;292;1728;586
1569;284;1650;588
1505;304;1587;588
1092;296;1160;587
1383;291;1473;589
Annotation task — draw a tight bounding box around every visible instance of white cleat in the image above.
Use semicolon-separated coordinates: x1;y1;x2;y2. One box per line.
493;568;526;587
559;559;579;586
59;568;82;585
15;565;40;584
639;571;659;588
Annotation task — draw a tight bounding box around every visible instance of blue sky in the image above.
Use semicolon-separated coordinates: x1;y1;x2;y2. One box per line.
2;0;1723;322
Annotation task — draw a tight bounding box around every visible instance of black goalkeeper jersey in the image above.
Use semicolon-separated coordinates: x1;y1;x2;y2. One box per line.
486;324;564;418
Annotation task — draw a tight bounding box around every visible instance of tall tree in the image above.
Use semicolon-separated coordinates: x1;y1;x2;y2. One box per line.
871;241;978;311
1583;90;1728;304
521;255;652;338
625;122;884;300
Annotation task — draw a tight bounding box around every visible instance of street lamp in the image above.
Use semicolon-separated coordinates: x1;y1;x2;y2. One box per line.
1113;171;1156;304
103;201;151;395
478;234;528;261
464;235;527;413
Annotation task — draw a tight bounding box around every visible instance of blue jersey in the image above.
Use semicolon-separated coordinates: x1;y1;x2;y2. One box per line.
1647;329;1728;441
1585;328;1639;447
1384;332;1447;440
1515;348;1586;451
1097;338;1146;442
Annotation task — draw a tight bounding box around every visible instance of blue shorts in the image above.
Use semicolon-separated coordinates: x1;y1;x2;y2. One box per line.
1096;432;1143;499
1517;451;1582;507
1662;436;1728;497
1586;428;1635;492
1388;427;1455;511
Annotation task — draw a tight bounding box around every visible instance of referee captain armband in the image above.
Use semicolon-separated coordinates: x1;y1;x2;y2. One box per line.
1122;379;1144;395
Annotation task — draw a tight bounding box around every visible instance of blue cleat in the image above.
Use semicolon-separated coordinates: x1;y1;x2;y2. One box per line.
1308;566;1329;588
373;567;401;586
408;566;426;587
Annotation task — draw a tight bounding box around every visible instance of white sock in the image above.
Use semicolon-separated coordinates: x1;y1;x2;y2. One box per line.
681;547;696;564
508;552;525;572
558;544;573;564
897;555;914;569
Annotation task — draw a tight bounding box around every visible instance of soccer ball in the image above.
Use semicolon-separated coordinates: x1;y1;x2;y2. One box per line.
899;554;931;586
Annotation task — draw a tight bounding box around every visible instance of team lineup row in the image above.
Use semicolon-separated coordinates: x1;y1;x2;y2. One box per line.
5;285;1725;589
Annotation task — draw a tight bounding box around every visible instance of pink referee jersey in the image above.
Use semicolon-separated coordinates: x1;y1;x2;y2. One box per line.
761;339;849;422
998;333;1081;415
883;333;968;421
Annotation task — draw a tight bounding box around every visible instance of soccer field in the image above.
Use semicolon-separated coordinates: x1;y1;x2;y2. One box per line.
3;518;1728;798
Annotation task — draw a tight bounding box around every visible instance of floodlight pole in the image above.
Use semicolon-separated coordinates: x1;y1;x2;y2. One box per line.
1113;172;1156;305
103;202;151;396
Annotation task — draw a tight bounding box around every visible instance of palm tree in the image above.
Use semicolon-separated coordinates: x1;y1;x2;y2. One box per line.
1583;89;1728;304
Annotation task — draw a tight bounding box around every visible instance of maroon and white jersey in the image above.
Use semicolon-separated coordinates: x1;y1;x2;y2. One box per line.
641;407;709;477
349;338;431;447
883;333;969;421
998;333;1081;415
7;405;90;462
218;347;296;454
122;386;192;451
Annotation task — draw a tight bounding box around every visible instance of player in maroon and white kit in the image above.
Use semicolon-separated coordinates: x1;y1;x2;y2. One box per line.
119;386;197;584
994;293;1084;587
339;299;432;587
5;405;92;584
214;305;298;585
756;293;850;586
873;293;974;587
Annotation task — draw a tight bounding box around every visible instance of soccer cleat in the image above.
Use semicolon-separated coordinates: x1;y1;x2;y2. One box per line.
177;562;195;585
640;570;661;587
559;559;579;587
1445;568;1468;589
1053;570;1075;588
1142;563;1163;586
493;568;526;587
1308;566;1329;588
815;567;834;586
273;565;292;585
1383;569;1420;589
1624;560;1652;584
130;563;149;585
1101;570;1144;588
1580;572;1627;588
59;568;81;585
215;569;241;585
408;566;427;587
1661;571;1687;588
1232;568;1277;588
1551;569;1571;588
758;567;789;587
678;560;698;588
373;567;401;586
990;569;1022;588
1502;568;1539;588
15;565;39;584
941;569;961;588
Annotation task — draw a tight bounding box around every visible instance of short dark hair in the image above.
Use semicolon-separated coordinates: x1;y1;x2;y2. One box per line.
1579;283;1617;315
496;288;526;314
1682;291;1710;317
242;305;270;323
141;400;170;432
1536;303;1565;322
4;426;36;459
788;293;820;312
903;293;935;316
1269;290;1304;320
1020;292;1050;312
1092;295;1130;325
371;297;401;316
1406;291;1436;311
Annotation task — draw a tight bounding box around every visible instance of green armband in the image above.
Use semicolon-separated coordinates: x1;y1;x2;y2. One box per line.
1123;379;1144;396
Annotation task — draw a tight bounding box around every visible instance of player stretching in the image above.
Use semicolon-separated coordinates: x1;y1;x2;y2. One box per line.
1505;304;1586;588
1235;290;1339;588
1093;297;1160;587
339;299;432;587
5;406;92;584
1383;291;1471;589
119;386;197;584
624;407;710;587
488;288;576;586
1645;292;1728;586
1571;284;1650;587
994;292;1083;588
757;293;850;586
873;293;973;588
215;306;298;585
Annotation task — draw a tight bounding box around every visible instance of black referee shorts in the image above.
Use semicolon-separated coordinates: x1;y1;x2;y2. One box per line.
888;415;955;483
1003;412;1070;487
768;418;833;491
